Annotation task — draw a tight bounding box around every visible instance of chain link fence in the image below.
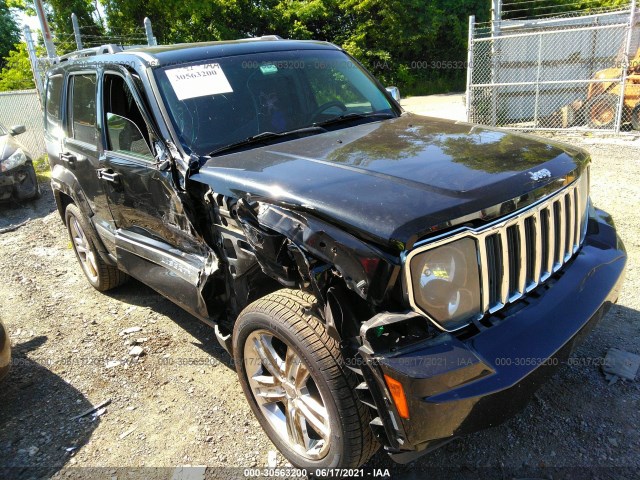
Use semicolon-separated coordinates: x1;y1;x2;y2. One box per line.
467;4;640;133
0;89;46;158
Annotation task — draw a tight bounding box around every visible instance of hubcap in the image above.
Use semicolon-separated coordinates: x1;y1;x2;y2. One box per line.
69;217;99;282
244;330;331;460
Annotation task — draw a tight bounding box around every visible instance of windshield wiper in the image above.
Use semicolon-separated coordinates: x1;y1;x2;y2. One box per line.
207;126;327;157
312;112;395;128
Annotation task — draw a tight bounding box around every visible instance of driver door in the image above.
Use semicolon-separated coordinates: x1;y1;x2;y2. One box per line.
98;68;212;319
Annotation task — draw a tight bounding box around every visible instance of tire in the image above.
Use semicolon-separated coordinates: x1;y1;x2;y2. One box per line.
584;93;619;129
631;104;640;131
65;203;128;291
233;289;378;469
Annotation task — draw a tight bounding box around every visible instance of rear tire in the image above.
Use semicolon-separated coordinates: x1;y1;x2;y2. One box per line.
65;203;128;291
233;289;378;468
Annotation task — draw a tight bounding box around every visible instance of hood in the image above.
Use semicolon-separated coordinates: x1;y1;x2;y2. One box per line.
192;114;588;249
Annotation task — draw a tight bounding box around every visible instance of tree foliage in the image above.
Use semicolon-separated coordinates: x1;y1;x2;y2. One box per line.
0;0;20;67
97;0;490;94
0;42;35;90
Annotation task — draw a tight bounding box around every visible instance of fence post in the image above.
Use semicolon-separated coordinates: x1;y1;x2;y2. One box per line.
490;0;502;126
466;15;475;122
71;13;83;50
23;26;44;103
615;0;636;134
144;18;157;46
533;33;543;128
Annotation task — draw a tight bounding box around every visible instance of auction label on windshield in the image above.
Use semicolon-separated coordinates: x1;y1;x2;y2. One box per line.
166;63;233;100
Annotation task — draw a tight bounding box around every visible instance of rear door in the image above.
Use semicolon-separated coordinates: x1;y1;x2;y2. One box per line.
98;68;213;319
62;71;116;244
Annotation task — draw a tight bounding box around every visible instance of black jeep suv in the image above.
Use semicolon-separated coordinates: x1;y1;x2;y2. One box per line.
44;38;626;468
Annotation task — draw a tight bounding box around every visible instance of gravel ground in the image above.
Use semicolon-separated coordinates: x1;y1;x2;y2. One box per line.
0;132;638;480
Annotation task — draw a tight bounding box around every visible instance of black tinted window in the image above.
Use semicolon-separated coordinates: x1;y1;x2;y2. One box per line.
69;73;96;144
46;75;63;134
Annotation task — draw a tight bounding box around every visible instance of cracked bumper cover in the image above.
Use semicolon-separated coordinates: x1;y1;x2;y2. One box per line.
361;207;627;462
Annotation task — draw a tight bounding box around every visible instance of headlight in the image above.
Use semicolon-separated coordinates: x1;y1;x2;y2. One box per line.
0;149;27;173
408;237;481;331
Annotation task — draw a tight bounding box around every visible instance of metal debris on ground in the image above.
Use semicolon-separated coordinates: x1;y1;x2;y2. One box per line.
71;399;112;420
602;348;640;384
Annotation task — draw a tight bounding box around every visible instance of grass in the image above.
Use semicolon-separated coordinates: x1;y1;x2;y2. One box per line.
33;155;51;184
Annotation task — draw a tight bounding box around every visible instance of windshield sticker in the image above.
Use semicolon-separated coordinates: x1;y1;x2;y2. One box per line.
260;64;278;75
166;63;233;100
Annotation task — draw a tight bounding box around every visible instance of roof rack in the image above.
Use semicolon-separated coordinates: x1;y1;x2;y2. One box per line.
56;44;147;63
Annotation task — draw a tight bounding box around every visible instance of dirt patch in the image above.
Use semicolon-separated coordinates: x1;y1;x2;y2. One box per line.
0;134;638;479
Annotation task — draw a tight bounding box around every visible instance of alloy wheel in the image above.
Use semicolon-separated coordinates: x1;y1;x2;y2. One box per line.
244;329;331;460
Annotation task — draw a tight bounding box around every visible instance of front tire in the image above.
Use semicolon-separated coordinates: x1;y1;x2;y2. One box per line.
65;203;128;291
233;289;378;468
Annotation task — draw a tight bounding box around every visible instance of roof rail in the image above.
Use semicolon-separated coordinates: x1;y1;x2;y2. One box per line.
56;44;143;63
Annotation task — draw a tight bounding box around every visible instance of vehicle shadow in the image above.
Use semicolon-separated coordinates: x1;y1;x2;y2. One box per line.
105;278;234;369
0;182;56;231
0;335;99;479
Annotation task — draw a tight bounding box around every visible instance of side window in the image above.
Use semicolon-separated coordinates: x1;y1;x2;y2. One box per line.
69;73;97;144
103;73;153;159
45;74;63;136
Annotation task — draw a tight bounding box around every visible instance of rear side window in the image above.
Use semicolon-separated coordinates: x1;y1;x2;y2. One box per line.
45;75;63;135
68;73;97;144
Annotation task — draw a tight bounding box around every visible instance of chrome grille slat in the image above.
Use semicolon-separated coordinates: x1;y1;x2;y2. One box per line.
478;237;491;313
529;211;542;291
565;191;575;261
499;231;510;305
516;218;527;297
546;203;556;276
555;199;565;270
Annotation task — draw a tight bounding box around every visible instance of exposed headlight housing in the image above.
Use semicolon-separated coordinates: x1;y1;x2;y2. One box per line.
0;149;28;173
408;237;482;331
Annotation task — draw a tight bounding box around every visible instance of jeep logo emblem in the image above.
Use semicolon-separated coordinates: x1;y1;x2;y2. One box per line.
528;168;552;182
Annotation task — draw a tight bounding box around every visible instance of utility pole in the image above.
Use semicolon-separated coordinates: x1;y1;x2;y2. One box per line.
33;0;56;58
71;13;83;50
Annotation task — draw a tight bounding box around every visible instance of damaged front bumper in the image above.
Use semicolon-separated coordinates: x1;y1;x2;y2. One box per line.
0;163;39;201
358;207;627;463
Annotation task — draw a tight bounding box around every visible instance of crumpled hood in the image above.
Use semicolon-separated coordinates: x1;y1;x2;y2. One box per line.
192;114;588;248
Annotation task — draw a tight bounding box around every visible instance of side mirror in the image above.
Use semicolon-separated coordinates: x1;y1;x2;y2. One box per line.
386;86;401;102
9;125;26;136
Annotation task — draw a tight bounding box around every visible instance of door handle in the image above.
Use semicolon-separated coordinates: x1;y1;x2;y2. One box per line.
60;153;77;169
97;168;121;184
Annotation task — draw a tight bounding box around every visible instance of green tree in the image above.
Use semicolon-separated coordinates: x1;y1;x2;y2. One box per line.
0;42;35;91
0;0;20;67
10;0;102;53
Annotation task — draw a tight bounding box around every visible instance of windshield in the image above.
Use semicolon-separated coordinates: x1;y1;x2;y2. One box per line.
154;49;398;156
